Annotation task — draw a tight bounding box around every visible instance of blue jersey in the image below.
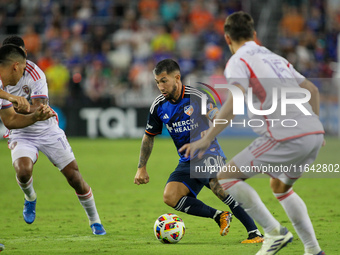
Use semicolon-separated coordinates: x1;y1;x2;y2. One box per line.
145;85;226;162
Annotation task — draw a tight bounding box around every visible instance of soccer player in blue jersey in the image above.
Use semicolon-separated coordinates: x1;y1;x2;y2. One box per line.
134;59;263;243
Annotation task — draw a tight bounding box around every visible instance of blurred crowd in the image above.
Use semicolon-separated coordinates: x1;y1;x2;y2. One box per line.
0;0;339;107
278;0;339;100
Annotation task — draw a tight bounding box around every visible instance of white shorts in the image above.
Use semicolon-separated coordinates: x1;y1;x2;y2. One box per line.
233;134;324;185
8;129;75;171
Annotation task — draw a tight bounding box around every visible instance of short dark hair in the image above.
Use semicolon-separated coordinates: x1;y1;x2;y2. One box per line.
153;59;180;76
224;11;254;42
3;35;25;48
0;44;27;65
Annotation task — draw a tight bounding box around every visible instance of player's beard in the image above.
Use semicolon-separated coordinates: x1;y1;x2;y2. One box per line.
164;82;178;101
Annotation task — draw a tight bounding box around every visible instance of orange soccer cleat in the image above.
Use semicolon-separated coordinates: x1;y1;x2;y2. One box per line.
241;230;264;243
216;211;232;236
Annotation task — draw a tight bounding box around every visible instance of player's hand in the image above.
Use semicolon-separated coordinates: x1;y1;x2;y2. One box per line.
33;104;56;121
8;95;30;112
178;143;190;158
179;137;211;159
322;139;326;147
134;168;150;185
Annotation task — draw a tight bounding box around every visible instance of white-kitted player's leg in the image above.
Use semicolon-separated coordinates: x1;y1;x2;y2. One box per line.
222;134;324;255
39;130;106;235
273;134;324;255
218;136;295;254
75;186;106;235
10;138;39;224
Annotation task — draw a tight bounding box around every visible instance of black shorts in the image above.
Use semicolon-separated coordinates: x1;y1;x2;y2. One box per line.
166;155;226;197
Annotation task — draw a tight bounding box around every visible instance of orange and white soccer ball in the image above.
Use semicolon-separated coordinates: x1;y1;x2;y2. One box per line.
154;213;185;244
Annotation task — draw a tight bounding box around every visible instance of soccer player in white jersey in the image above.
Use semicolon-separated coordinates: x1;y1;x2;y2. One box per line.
180;12;325;255
2;36;106;235
0;44;55;252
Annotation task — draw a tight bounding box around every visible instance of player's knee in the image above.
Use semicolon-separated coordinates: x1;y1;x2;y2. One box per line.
163;192;179;208
16;171;32;183
270;178;291;193
14;162;33;183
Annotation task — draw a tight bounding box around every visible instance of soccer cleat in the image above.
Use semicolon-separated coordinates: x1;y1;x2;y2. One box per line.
304;251;325;255
241;230;264;244
23;199;36;224
255;227;293;255
0;243;4;251
91;223;106;235
215;211;232;236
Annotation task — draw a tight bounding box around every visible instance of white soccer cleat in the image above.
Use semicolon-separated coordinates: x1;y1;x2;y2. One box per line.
255;227;293;255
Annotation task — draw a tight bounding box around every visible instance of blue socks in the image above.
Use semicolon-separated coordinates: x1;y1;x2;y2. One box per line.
223;194;257;232
172;194;259;233
174;196;218;218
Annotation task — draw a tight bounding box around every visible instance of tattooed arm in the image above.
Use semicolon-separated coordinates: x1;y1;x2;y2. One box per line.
14;98;48;114
134;134;155;185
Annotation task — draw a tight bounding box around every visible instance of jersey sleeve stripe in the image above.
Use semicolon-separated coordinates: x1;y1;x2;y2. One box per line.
1;103;12;109
31;95;48;99
145;130;161;136
184;90;205;99
185;86;205;98
184;90;204;98
150;95;165;114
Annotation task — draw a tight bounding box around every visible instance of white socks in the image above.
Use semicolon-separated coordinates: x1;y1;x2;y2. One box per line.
17;177;101;227
219;178;321;254
16;176;37;201
77;188;101;225
275;188;321;254
219;179;280;233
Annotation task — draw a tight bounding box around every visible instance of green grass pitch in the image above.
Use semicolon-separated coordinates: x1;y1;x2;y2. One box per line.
0;137;339;254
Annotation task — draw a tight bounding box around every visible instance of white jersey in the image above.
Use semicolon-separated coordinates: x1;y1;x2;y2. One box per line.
6;60;59;137
224;41;324;141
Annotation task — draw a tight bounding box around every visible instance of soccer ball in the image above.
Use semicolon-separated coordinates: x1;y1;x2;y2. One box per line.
154;213;185;244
